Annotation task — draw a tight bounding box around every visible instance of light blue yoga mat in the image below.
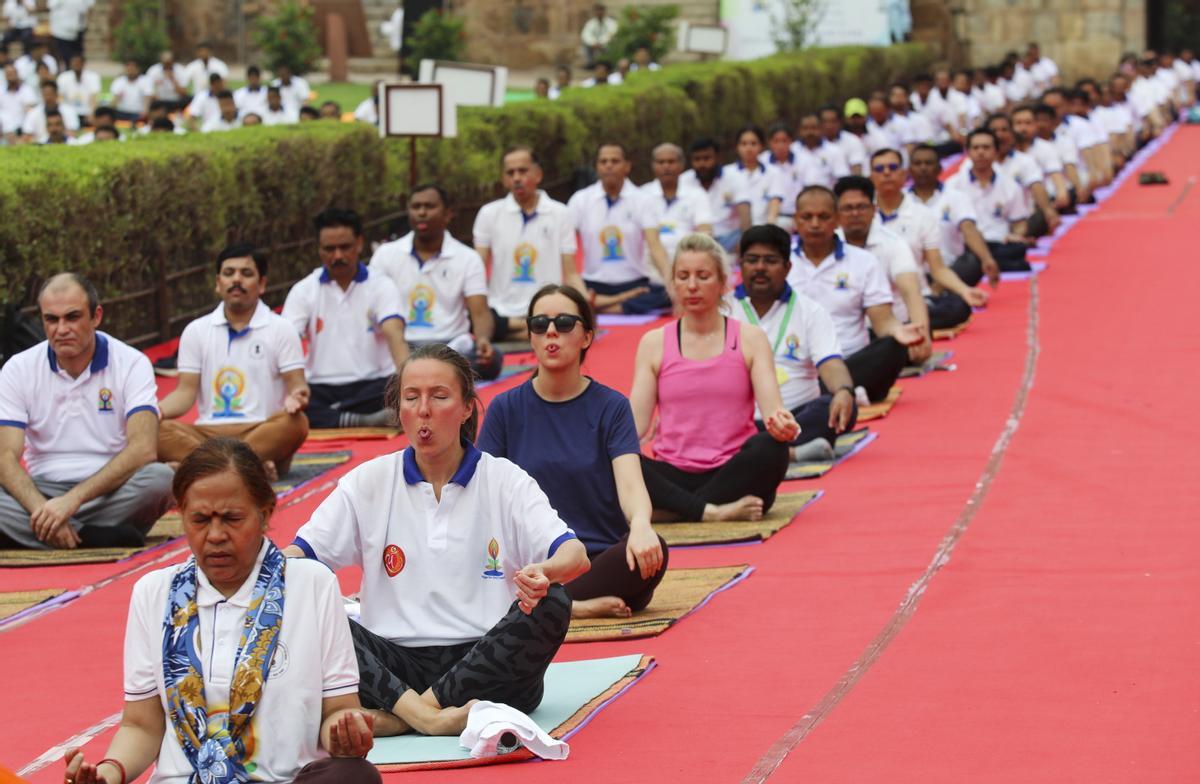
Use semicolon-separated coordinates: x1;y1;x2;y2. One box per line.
367;653;651;766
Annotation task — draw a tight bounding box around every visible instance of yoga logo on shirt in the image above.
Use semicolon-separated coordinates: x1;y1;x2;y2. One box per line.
834;272;850;290
992;204;1003;218
513;243;538;282
212;366;246;418
658;221;677;236
97;387;114;413
941;207;952;223
365;307;379;334
599;226;625;261
783;334;801;361
409;284;435;327
482;537;504;579
383;544;406;577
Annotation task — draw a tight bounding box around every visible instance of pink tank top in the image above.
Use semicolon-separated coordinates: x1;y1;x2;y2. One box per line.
654;318;758;472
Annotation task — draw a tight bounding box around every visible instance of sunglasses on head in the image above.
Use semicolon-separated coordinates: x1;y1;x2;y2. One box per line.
526;314;585;334
872;162;902;173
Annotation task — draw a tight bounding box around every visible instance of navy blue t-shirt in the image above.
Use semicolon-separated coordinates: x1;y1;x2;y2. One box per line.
478;378;641;557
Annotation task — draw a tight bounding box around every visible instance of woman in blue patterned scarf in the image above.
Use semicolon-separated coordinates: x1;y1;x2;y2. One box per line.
63;438;382;784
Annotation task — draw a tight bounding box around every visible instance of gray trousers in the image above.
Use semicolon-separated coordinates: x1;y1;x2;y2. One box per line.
0;463;175;549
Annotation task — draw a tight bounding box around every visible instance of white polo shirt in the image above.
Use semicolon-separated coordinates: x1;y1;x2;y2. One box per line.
639;179;713;260
568;179;657;286
722;161;773;226
271;76;311;112
371;232;487;343
184;56;230;95
996;148;1044;213
110;74;150;116
0;333;158;483
945;166;1029;242
727;283;842;411
55;68;101;117
473;191;576;319
909;185;979;261
829;131;867;172
792;141;851;188
1026;137;1064;177
176;301;305;426
281;263;403;385
233;84;270;117
124;545;359;784
875;193;941;270
787;236;892;354
293;445;578;647
679;168;742;236
186;89;221;127
760;150;820;217
839;223;922;323
144;63;187;102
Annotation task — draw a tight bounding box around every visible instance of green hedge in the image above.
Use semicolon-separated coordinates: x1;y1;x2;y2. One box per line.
0;44;933;343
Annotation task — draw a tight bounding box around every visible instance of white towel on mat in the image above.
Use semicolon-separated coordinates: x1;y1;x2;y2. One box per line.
459;701;569;760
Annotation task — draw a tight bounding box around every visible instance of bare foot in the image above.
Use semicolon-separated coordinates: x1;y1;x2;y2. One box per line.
704;495;764;522
263;460;279;483
572;596;632;619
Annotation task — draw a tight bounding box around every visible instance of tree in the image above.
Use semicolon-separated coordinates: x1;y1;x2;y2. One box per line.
112;0;170;72
772;0;826;53
253;0;323;77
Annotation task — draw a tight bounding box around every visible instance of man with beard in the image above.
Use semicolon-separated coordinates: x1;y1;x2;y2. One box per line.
1012;104;1071;213
985;112;1059;235
792;111;851;188
282;208;408;428
680;137;744;252
158;244;310;481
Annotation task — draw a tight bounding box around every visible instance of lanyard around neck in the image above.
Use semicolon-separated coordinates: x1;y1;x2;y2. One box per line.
740;291;796;355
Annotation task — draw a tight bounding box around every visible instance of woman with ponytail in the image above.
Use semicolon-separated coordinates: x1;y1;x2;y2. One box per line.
287;344;589;738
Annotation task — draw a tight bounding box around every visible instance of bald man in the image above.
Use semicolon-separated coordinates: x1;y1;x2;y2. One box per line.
0;273;173;550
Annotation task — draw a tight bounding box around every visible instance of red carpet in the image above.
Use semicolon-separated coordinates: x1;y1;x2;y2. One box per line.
4;130;1199;782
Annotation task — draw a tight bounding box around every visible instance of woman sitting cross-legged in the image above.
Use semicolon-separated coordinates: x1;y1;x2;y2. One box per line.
285;344;590;737
64;438;380;784
479;284;668;620
630;233;800;522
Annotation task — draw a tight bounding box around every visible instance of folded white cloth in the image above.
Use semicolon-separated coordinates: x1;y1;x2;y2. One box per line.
459;701;569;761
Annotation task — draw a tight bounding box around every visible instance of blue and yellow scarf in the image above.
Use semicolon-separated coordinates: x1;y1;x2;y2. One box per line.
162;542;286;784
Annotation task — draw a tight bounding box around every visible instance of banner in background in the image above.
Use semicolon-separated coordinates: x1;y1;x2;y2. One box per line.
720;0;912;61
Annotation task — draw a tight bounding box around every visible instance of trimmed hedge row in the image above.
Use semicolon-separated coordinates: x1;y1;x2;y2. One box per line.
0;44;934;342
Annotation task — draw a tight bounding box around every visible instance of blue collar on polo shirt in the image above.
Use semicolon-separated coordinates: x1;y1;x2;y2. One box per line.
877;195;904;223
794;235;845;260
319;262;369;284
768;151;795;165
47;332;108;374
737;161;766;174
403;440;483;487
733;281;792;302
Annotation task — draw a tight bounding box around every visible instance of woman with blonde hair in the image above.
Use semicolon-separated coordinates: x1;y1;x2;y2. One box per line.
630;233;799;522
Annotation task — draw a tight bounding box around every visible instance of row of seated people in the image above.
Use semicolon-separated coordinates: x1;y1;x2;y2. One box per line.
12;63;1185;784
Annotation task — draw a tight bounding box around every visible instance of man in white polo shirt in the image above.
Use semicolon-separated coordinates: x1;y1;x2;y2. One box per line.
157;244;309;480
642;142;714;259
1012;105;1071;213
569;142;670;314
870;147;986;331
282;208;408;429
986;112;1060;236
680;137;743;252
0;273;172;550
372;184;502;380
788;186;923;403
730;225;856;463
473;146;582;342
945;128;1031;273
819;104;867;175
792;112;851;188
907;144;1002;289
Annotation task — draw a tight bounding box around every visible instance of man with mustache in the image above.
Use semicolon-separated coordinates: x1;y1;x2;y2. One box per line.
0;273;172;550
157;243;311;481
282;208;409;429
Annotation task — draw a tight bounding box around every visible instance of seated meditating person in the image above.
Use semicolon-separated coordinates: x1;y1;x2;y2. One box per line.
478;284;667;620
158;243;309;481
0;273;173;550
281;208;409;428
630;233;799;523
373;184;504;380
944;128;1032;273
728;226;857;463
64;439;380;784
285;345;590;736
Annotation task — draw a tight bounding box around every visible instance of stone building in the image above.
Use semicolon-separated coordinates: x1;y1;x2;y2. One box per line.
910;0;1148;80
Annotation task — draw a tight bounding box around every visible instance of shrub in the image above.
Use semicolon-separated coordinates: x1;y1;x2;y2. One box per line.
406;10;466;73
604;5;679;64
112;0;169;71
253;0;323;76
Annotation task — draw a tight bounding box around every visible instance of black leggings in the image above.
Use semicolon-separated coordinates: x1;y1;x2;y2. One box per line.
351;585;571;715
565;533;670;612
775;394;859;447
307;377;390;429
640;432;789;521
842;336;908;403
926;291;973;330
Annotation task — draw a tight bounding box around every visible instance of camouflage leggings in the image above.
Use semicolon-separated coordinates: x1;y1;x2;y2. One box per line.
350;584;571;714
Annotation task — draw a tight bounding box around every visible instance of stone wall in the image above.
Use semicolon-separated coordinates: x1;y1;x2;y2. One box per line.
910;0;1146;80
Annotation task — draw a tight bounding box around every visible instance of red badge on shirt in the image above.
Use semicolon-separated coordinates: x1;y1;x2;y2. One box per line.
383;544;406;577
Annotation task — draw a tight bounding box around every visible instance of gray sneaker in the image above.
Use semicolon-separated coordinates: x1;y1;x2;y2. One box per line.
791;439;836;463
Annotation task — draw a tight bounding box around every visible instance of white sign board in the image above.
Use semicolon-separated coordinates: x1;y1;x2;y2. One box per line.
379;83;456;138
418;59;508;108
679;22;729;56
722;0;911;61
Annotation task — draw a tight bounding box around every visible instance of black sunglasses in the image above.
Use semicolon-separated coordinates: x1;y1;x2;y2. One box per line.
872;162;902;173
526;314;585;334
